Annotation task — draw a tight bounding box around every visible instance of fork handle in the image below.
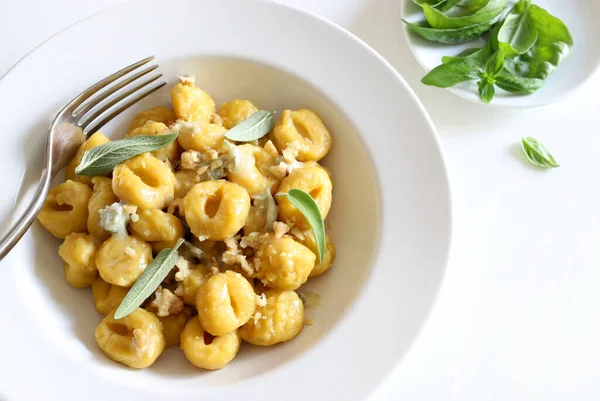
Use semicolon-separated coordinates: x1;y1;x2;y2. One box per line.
0;167;53;261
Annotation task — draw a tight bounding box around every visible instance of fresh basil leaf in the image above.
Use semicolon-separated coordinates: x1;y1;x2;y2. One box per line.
404;17;500;44
485;49;505;77
114;238;184;320
504;4;573;81
422;60;482;87
422;0;507;29
442;43;493;66
439;0;461;11
224;110;275;142
496;0;538;58
521;137;560;168
494;70;545;94
413;0;446;7
75;133;178;176
277;189;325;263
478;78;496;103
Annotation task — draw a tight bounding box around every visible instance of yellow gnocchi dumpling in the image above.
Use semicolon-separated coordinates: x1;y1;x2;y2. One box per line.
177;265;210;305
270;109;332;162
112;153;175;210
218;99;258;129
87;177;118;242
196;271;256;336
183;181;250;241
276;165;332;229
58;233;98;288
127;106;176;133
37;180;92;238
174;169;202;199
180;317;241;370
126;121;181;163
65;132;111;186
129;209;185;243
298;232;336;277
171;80;216;123
240;289;304;346
95;308;165;369
159;306;194;347
91;277;129;315
95;234;152;287
254;234;315;290
175;120;227;153
226;144;280;197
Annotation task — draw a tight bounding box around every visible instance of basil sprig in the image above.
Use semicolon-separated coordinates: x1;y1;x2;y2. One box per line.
409;0;573;103
114;239;184;319
521;137;560;169
224;110;275;142
277;189;326;263
75;133;178;176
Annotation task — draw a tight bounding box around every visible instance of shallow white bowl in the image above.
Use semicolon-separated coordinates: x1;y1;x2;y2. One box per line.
0;0;452;400
401;0;600;107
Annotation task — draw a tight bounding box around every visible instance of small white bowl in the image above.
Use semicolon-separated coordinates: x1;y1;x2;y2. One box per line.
401;0;600;107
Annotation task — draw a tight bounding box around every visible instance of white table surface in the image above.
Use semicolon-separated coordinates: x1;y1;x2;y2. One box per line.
2;0;599;400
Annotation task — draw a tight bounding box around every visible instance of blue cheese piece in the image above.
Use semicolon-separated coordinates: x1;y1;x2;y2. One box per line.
99;202;130;235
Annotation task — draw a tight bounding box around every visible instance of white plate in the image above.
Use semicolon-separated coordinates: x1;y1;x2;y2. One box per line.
0;0;452;400
401;0;600;107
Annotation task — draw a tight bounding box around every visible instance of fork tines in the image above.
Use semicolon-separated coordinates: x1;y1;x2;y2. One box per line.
71;56;166;136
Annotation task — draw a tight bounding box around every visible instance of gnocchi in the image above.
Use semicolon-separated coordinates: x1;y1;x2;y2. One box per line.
39;77;337;372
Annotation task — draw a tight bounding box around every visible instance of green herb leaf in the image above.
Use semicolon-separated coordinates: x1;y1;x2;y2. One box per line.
439;0;461;12
496;0;538;58
413;0;446;7
403;16;501;44
422;60;482;87
75;133;178;176
478;78;496;103
504;4;573;81
277;189;325;263
224;110;275;142
494;70;545;94
485;49;505;77
442;43;493;66
422;0;507;30
521;137;560;168
114;238;184;319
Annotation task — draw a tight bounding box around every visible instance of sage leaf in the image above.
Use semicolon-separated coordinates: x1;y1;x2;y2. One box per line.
224;110;275;142
403;16;501;44
521;137;560;168
422;60;482;87
75;133;178;176
496;0;538;58
114;238;184;319
422;0;507;30
413;0;445;7
439;0;461;12
277;189;325;263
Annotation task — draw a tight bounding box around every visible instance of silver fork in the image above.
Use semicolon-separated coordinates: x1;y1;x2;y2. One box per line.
0;56;166;261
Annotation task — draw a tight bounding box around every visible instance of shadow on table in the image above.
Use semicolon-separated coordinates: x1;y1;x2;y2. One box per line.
347;0;520;135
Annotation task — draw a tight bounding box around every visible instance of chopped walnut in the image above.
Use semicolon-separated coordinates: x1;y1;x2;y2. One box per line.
132;328;149;353
222;236;253;276
256;293;267;307
181;150;202;170
239;232;266;249
268;162;288;181
290;226;306;241
252;311;263;324
206;149;219;160
263;140;280;158
177;74;196;85
174;256;191;281
209;265;220;276
148;288;184;317
273;222;291;239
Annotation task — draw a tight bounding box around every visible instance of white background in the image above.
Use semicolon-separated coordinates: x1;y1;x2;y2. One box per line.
2;0;599;400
